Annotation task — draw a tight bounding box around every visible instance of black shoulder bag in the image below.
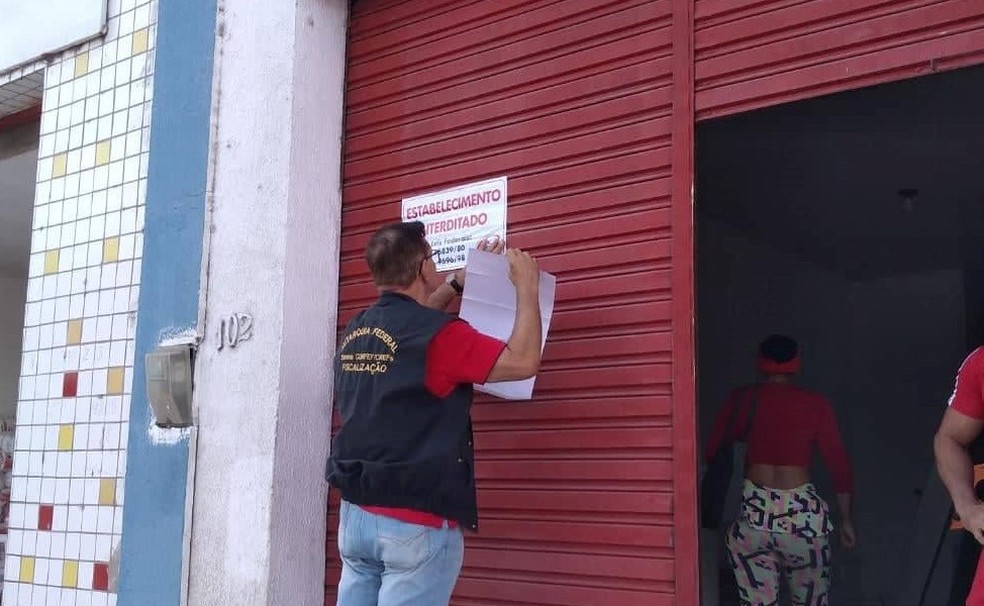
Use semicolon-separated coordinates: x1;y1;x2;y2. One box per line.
700;387;760;529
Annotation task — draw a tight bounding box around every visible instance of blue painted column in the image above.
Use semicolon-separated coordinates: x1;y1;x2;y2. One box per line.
116;0;216;602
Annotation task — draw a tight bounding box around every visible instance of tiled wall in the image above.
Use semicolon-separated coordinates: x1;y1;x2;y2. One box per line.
0;1;158;604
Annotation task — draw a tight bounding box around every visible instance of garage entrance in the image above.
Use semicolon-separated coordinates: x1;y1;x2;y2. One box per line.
696;65;984;605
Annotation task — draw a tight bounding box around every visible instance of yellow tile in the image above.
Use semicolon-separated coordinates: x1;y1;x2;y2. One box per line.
52;153;68;178
107;367;125;395
132;28;150;55
44;250;60;275
62;560;79;588
95;140;112;166
67;319;83;345
99;479;117;506
103;237;120;263
58;425;74;451
75;52;90;77
19;557;34;583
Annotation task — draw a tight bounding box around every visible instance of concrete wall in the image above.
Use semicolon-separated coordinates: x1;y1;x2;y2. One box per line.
698;217;970;604
0;274;27;419
842;270;967;603
185;1;347;604
0;1;161;602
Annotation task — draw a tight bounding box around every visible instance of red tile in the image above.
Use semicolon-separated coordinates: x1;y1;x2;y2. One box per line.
93;563;109;591
62;372;78;398
38;505;53;531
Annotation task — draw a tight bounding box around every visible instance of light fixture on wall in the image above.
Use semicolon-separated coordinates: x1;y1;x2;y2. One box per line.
898;188;919;213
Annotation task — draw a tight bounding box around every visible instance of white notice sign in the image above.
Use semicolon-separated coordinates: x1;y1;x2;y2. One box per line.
459;249;556;401
401;176;508;272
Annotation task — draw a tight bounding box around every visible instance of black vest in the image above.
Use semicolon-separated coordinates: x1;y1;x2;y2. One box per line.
326;292;479;530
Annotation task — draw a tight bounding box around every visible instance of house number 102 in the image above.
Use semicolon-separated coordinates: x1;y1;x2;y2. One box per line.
218;313;254;351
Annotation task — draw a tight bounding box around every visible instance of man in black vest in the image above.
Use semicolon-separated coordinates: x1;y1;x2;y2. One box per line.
328;220;543;606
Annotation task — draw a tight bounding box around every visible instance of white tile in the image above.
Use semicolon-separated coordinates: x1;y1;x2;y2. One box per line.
55;297;71;323
87;72;102;98
115;58;134;86
49;532;66;559
55;479;70;505
67;505;84;532
80;533;97;561
109;315;127;341
112;110;128;138
71;425;87;451
19;375;36;402
124;156;140;183
25;480;41;503
8;503;25;529
88;398;106;425
64;534;82;565
91;368;108;397
102;424;120;451
107;341;126;368
100;451;117;478
6;530;22;556
106;398;122;426
96;506;114;534
65;173;81;198
38;324;54;351
108;160;124;187
79;169;95;195
33;558;50;588
67;479;84;506
69;124;84;150
86;424;104;450
60;220;78;248
43;425;58;452
40;477;56;503
10;474;28;501
104;212;121;239
36;532;52;559
28;450;43;475
40;299;57;324
75;399;91;425
56;452;72;479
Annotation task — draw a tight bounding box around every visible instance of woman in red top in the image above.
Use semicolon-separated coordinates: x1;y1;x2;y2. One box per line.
706;335;856;606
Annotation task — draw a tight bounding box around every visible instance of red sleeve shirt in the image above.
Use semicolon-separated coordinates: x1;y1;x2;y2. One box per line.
425;320;507;398
704;382;854;494
948;347;984;419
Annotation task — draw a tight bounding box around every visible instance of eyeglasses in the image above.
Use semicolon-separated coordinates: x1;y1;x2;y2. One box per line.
418;250;434;273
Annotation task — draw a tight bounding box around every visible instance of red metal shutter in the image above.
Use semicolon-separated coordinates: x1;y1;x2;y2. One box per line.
695;0;984;119
326;1;697;605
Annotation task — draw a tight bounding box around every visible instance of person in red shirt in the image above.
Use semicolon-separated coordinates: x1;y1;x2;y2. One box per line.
706;335;856;606
935;347;984;605
328;222;544;606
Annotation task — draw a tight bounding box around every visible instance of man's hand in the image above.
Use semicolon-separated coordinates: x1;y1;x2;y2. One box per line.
959;502;984;544
839;519;857;550
507;248;539;293
453;236;504;287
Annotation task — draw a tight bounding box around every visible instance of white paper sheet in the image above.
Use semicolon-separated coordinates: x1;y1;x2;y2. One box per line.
458;249;556;400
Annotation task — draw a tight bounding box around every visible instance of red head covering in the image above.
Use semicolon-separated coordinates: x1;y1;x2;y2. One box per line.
758;353;801;375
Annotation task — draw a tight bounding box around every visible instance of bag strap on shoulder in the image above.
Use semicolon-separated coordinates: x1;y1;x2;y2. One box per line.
739;385;761;442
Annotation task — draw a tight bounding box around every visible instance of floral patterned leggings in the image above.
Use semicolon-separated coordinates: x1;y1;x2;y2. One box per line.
725;481;833;606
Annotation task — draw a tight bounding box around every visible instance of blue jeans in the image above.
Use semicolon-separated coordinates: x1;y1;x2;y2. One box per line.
336;500;465;606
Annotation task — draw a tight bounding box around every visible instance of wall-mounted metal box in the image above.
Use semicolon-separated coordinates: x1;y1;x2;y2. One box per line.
145;344;195;428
